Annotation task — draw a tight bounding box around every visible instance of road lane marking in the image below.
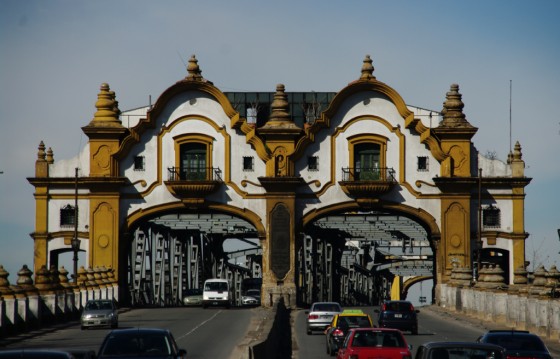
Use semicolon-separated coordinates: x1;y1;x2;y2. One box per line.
176;310;222;340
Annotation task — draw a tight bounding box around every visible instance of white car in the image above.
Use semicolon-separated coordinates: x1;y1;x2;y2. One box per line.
80;299;118;330
241;289;261;306
305;301;342;335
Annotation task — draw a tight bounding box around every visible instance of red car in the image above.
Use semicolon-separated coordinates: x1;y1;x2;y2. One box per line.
336;327;412;359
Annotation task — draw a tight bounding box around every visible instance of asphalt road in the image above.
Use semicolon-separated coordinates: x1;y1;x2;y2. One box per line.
0;306;254;359
292;305;560;359
1;305;559;358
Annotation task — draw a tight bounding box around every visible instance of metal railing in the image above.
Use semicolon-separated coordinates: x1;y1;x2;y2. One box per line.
167;167;223;182
341;167;396;182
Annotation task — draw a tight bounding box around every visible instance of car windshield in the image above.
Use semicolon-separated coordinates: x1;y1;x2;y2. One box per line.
429;347;504;359
486;335;546;351
185;288;202;295
205;282;228;291
338;316;370;329
352;331;405;347
85;301;113;310
101;333;173;356
313;303;341;312
385;302;413;312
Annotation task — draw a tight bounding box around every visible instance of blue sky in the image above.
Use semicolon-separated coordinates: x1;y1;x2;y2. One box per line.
1;0;559;282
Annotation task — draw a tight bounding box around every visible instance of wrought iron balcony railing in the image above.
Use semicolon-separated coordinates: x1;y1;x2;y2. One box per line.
341;167;396;182
167;167;223;182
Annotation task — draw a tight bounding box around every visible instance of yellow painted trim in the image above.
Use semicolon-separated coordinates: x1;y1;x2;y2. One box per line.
172;133;215;169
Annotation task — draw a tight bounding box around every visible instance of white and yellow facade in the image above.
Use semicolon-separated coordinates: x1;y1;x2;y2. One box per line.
28;55;531;306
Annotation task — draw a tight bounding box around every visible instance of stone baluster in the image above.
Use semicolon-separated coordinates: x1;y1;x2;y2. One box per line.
87;266;100;299
35;265;56;323
510;265;529;294
545;265;560;298
77;266;88;307
59;266;77;318
529;265;547;296
107;266;118;302
50;265;66;319
17;265;40;328
94;266;106;299
451;266;473;287
0;265;16;333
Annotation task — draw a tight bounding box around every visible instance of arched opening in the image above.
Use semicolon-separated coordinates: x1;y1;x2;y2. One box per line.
297;208;436;307
123;209;263;307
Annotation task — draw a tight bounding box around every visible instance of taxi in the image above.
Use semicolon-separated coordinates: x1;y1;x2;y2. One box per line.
325;309;374;356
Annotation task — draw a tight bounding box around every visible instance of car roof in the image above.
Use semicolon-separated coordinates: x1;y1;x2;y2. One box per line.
107;327;171;335
0;349;75;358
336;311;370;317
421;342;505;350
350;327;401;333
484;330;535;336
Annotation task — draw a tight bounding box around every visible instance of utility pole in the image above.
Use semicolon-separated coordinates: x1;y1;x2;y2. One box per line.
477;168;483;279
71;167;80;283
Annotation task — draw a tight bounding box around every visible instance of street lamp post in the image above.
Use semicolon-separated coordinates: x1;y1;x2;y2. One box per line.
71;167;80;283
476;168;483;280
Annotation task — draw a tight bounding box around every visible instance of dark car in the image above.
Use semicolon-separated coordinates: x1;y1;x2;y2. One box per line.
0;349;76;358
336;327;411;359
414;341;506;359
476;330;552;359
325;309;374;356
98;328;187;359
375;300;419;334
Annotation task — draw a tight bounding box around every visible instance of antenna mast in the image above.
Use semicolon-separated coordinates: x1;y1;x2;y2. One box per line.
509;80;512;152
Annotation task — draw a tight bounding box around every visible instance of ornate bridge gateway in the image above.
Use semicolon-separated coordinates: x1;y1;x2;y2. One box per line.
28;55;530;307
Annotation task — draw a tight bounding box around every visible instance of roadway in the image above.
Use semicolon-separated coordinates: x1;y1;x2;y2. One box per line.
1;305;559;358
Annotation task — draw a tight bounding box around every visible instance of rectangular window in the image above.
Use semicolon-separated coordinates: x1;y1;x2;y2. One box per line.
60;204;77;227
308;156;319;171
134;156;145;171
417;156;428;171
246;107;257;124
243;156;254;171
483;205;501;228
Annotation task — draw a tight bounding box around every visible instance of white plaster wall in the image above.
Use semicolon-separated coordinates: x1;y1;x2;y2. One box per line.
121;92;269;223
299;92;443;228
479;154;511;177
49;147;90;177
47;197;90;233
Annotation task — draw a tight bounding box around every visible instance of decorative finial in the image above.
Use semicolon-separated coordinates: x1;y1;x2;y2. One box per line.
513;141;522;160
90;83;121;126
441;84;472;127
37;141;46;161
269;84;291;122
360;55;376;80
186;55;204;81
46;147;54;164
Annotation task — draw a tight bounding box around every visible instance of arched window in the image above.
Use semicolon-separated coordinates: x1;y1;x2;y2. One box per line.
354;143;381;180
179;142;207;180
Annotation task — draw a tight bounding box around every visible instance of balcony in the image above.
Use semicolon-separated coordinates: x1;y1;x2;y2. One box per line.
339;167;397;198
165;167;223;205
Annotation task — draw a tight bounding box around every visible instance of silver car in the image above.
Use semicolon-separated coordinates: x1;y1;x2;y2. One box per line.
306;301;342;334
81;299;118;330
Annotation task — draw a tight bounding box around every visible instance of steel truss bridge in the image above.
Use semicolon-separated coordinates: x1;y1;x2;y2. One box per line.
127;211;434;307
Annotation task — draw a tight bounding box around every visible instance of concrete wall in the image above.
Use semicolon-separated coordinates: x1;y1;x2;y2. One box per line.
0;265;118;338
438;283;560;343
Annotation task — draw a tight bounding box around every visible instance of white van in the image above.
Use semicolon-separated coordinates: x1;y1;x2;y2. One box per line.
202;278;231;308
